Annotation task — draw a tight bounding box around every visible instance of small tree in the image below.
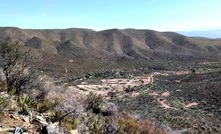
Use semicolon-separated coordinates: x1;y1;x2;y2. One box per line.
0;41;40;94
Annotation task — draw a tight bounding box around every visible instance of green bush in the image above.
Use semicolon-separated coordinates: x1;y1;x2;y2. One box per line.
0;95;9;121
118;117;140;134
0;41;44;96
48;109;65;123
0;81;7;92
64;116;81;130
36;99;55;113
171;99;185;109
86;92;104;114
17;95;36;115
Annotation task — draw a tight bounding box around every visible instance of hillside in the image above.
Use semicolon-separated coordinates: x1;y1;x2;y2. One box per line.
1;27;221;75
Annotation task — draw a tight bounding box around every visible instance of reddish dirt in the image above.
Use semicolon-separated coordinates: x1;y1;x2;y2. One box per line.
185;102;198;108
157;98;176;109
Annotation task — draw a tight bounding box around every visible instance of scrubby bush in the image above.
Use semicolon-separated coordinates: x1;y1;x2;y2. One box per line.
45;84;86;127
0;95;9;121
80;114;104;134
118;116;141;134
0;81;7;92
78;113;119;134
48;109;64;123
17;95;36;115
86;92;104;114
78;112;168;134
118;116;168;134
36;99;55;113
0;41;45;97
171;99;185;109
64;116;80;130
140;120;167;134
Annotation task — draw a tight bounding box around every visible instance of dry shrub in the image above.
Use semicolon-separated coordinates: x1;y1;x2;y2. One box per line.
78;113;168;134
0;95;9;120
0;81;7;92
78;113;119;134
36;99;55;113
41;78;171;134
139;120;155;134
118;116;168;134
115;112;168;134
86;92;104;114
118;116;141;134
63;116;80;130
46;82;87;118
139;120;167;134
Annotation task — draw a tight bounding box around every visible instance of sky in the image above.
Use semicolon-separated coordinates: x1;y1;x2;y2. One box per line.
0;0;221;31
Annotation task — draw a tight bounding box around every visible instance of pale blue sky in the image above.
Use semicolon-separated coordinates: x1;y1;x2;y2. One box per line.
0;0;221;31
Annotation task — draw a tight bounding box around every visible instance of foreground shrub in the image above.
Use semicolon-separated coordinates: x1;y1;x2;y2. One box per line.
36;99;55;113
17;95;36;115
0;95;9;121
0;41;45;97
118;116;141;134
86;92;104;114
78;112;168;134
139;120;167;134
0;81;7;92
63;116;81;130
118;116;167;134
78;113;119;134
44;87;84;126
48;109;64;123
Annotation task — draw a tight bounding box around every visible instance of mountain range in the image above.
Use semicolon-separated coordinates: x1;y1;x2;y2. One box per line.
1;27;221;74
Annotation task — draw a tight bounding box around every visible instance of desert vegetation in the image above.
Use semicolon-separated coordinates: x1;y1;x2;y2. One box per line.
0;41;171;133
0;28;221;134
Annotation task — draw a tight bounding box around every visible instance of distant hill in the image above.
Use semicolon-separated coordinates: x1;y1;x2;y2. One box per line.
1;27;221;74
178;29;221;39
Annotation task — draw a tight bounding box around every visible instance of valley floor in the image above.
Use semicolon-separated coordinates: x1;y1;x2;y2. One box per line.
64;61;221;133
